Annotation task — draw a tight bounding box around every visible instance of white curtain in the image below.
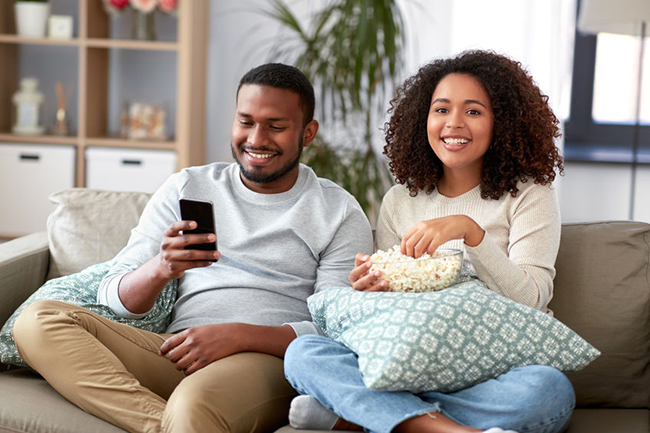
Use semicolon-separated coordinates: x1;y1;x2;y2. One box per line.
400;0;577;121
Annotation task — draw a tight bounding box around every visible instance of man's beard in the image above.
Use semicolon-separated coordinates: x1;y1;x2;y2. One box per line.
232;139;304;185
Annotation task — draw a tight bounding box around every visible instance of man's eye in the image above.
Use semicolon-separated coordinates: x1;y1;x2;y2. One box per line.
238;120;253;126
269;125;287;131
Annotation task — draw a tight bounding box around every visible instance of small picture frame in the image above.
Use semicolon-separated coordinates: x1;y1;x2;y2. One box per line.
126;102;167;141
48;15;74;40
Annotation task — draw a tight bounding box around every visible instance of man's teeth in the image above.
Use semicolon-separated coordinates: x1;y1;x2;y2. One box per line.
443;138;469;145
248;151;273;159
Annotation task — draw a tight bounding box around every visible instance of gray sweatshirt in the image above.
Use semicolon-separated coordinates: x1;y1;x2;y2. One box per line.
97;162;373;335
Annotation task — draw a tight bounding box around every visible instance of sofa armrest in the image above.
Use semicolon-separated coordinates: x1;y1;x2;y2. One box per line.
0;232;50;327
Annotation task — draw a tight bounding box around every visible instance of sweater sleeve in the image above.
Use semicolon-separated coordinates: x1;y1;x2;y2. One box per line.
96;172;184;317
465;184;561;312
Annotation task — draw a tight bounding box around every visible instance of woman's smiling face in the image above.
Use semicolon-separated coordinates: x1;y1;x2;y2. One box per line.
427;73;494;181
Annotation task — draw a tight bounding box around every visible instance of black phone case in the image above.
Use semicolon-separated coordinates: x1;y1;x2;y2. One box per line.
179;198;217;253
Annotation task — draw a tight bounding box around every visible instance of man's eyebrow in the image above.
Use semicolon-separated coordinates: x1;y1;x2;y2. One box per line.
431;98;488;108
236;112;291;122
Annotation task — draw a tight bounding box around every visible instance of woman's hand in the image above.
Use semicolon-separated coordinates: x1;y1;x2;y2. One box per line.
348;253;389;292
401;215;485;258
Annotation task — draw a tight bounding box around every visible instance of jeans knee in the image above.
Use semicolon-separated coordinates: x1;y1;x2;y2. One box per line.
526;365;575;407
285;335;328;368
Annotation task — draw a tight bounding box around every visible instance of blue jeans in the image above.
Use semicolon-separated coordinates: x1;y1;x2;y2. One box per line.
284;335;575;433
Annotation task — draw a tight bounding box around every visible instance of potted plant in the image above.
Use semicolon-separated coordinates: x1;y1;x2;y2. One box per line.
14;0;50;38
264;0;407;225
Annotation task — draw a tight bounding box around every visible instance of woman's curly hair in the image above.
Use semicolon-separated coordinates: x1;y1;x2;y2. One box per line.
384;50;564;199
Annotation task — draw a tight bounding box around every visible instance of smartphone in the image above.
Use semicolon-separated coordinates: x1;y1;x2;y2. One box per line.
179;198;217;257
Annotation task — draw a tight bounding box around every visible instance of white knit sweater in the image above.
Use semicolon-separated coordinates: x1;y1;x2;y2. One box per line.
375;180;561;312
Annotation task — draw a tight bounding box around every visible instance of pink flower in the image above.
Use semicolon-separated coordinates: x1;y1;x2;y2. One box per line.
109;0;130;9
159;0;178;13
102;0;129;14
130;0;158;13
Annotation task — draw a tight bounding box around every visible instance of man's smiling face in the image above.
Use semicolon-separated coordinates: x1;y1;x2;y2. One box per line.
231;84;318;194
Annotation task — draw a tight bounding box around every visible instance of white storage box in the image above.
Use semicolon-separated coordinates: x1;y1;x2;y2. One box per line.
0;143;76;238
85;147;177;193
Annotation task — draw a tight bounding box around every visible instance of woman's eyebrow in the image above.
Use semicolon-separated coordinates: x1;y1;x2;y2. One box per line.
431;98;488;108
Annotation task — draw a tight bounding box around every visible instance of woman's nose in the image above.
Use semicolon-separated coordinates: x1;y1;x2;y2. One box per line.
446;111;464;128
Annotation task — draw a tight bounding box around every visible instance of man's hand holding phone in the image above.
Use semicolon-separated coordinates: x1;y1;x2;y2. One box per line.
154;199;220;280
156;220;220;280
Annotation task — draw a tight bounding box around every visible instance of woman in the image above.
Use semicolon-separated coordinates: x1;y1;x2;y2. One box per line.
284;50;572;433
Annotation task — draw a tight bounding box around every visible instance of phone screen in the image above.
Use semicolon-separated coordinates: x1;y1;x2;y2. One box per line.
179;198;217;255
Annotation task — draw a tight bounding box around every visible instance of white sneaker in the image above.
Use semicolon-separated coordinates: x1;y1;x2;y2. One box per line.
483;428;519;433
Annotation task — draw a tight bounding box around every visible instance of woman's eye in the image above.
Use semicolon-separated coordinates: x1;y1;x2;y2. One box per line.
467;109;480;115
435;107;448;114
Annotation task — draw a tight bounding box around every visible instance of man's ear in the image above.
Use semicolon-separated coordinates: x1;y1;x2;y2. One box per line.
302;120;319;147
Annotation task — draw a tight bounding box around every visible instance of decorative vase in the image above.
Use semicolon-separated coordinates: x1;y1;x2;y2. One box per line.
12;77;45;135
14;1;51;38
132;11;156;41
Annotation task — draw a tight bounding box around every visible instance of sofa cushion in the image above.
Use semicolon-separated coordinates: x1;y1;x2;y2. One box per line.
309;282;600;393
549;221;650;409
46;188;151;280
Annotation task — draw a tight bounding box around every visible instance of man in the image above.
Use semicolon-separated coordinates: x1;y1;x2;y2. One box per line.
14;63;373;433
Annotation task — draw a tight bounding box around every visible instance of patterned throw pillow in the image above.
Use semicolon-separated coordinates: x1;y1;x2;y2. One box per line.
0;261;177;368
308;282;601;393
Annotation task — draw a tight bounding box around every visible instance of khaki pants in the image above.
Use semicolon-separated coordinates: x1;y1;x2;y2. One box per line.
13;300;297;433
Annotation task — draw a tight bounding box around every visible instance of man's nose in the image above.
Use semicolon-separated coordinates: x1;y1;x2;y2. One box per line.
248;125;268;145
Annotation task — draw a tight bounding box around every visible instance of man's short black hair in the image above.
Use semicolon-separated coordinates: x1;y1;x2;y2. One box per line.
237;63;315;125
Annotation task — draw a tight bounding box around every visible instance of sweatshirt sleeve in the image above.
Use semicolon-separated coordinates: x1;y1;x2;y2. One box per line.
96;172;185;317
465;184;561;312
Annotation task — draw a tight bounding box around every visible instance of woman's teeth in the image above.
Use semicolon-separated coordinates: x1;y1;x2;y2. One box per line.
443;138;469;145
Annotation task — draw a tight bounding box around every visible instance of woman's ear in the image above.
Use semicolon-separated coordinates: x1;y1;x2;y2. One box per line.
302;120;319;147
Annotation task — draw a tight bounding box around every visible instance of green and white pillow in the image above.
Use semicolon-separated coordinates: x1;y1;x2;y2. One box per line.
308;281;600;393
0;261;177;368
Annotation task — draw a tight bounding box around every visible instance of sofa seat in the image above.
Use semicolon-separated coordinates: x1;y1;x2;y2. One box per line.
1;366;648;433
0;368;125;433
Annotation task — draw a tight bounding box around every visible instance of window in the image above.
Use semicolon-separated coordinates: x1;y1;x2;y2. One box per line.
564;3;650;163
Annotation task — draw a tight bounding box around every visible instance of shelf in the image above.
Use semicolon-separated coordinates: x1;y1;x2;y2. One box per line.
0;133;78;145
0;35;80;46
0;0;208;222
0;35;178;51
85;38;178;51
85;137;176;150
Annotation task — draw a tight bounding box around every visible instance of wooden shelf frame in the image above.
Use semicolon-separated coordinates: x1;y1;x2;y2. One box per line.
0;0;208;187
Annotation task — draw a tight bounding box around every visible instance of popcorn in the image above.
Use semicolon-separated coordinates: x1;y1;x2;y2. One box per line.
369;246;462;293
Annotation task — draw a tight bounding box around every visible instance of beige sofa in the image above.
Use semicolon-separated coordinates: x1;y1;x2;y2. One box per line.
0;189;649;433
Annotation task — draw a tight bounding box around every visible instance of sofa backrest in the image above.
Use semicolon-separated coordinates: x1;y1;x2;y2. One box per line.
550;221;650;409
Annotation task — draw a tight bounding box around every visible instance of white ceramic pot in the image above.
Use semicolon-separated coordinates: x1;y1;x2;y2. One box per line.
15;2;51;38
